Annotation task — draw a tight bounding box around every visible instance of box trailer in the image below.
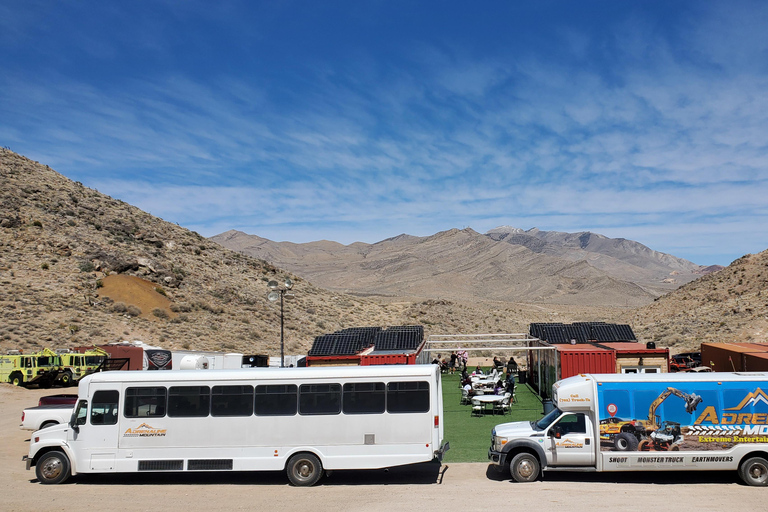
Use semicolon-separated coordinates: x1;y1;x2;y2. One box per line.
489;371;768;486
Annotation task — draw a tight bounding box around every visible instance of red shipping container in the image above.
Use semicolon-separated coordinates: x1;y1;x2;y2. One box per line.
556;345;617;379
743;352;768;371
701;343;756;372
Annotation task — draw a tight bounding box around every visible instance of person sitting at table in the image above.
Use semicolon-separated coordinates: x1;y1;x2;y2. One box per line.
474;365;484;375
494;380;505;395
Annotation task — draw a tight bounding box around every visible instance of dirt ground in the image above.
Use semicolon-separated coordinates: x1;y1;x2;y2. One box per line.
2;385;764;512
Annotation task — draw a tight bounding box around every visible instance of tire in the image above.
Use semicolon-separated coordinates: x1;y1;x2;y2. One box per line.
286;453;323;486
638;440;651;451
35;450;71;485
509;452;540;482
739;457;768;486
40;421;59;429
614;432;639;451
60;371;73;387
10;372;23;387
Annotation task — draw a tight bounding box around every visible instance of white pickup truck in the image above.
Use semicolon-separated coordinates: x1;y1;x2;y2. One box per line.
20;404;74;431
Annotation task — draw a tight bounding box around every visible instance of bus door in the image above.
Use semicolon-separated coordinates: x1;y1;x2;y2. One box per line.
69;389;121;471
546;412;595;467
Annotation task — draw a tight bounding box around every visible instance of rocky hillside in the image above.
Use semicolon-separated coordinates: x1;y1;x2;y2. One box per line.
0;149;630;357
2;148;763;360
0;149;409;356
630;249;768;353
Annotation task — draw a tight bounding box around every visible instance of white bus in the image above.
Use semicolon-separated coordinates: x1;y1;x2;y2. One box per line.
25;365;449;486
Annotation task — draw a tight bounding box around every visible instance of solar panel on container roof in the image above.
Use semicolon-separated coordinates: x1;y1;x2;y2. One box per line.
591;324;618;342
613;324;637;341
564;324;589;343
542;325;568;343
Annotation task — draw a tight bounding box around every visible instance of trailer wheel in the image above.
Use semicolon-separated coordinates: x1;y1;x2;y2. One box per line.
286;453;323;486
10;372;23;386
614;432;639;451
35;450;71;485
509;452;540;482
739;457;768;486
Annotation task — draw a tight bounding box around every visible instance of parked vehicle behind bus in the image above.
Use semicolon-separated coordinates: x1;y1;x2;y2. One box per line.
489;372;768;486
25;365;448;485
0;349;62;387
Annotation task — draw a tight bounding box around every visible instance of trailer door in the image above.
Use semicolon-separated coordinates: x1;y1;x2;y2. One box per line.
546;412;595;467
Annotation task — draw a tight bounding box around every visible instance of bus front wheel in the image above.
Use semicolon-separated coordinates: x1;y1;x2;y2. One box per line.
36;450;71;485
286;453;323;486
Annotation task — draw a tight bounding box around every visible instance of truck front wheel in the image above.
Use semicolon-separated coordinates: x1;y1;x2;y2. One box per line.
739;457;768;486
10;372;23;386
60;371;73;386
509;452;540;482
35;450;71;485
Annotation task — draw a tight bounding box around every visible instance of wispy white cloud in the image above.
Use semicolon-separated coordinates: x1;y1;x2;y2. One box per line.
1;1;766;265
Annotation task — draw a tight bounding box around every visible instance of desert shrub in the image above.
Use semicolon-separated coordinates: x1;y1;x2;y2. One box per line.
154;286;167;297
170;303;192;313
41;263;49;270
79;261;95;273
112;302;128;313
126;305;142;317
152;308;168;319
32;220;42;227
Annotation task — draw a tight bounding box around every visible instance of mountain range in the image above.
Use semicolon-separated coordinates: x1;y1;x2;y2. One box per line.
1;148;763;358
211;226;715;307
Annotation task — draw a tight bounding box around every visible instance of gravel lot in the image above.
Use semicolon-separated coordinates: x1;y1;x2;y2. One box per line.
2;385;764;512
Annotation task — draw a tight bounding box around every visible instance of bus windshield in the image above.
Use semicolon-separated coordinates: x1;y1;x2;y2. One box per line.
73;399;88;426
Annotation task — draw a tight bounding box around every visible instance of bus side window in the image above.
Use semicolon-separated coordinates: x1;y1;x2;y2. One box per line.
343;382;385;414
125;387;167;418
91;390;119;425
212;385;254;417
387;381;430;413
299;384;341;415
168;386;210;417
255;384;298;416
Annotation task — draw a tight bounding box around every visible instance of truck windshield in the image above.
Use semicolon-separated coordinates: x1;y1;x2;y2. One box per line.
532;407;562;431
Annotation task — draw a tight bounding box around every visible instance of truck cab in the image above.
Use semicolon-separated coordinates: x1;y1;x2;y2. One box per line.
489;374;597;481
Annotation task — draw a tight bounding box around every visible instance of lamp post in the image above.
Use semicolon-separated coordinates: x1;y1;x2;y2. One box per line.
267;278;294;368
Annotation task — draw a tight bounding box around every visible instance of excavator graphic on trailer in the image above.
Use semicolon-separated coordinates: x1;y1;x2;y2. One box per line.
602;387;702;451
637;387;702;451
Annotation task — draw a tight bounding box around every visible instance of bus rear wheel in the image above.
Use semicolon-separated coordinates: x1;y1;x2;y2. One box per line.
36;450;71;485
286;453;323;486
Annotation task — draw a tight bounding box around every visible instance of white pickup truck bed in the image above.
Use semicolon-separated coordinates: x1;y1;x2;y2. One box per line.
20;404;74;431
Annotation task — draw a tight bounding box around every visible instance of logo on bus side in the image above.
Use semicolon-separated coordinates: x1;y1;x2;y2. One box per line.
123;423;167;438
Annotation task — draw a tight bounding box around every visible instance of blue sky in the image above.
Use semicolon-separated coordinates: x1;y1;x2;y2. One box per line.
1;1;767;266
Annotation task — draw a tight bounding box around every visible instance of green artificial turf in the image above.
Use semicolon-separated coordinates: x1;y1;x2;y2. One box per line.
441;369;545;463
